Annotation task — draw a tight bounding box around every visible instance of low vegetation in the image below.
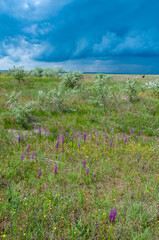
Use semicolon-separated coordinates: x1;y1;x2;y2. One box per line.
0;69;159;239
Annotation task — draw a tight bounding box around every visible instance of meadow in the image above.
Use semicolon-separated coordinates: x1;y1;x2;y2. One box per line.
0;71;159;239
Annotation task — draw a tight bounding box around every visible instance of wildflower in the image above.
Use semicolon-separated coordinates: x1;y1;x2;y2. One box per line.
84;133;86;142
56;122;58;126
147;137;149;142
107;114;110;117
105;138;107;142
78;143;80;148
140;130;142;135
108;209;117;223
66;132;69;137
97;142;99;146
56;140;59;150
18;135;20;143
83;159;86;167
39;126;41;135
110;139;113;147
31;152;35;159
21;136;24;141
7;102;9;107
27;152;29;157
39;169;42;176
62;148;64;152
86;168;89;175
61;136;64;145
20;153;24;160
54;166;57;175
26;144;30;151
131;129;134;134
95;221;98;226
124;136;127;143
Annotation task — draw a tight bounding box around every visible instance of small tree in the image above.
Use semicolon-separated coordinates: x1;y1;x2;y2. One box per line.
8;66;26;83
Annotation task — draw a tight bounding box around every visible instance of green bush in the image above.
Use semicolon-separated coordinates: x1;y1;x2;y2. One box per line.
61;71;83;89
8;66;26;83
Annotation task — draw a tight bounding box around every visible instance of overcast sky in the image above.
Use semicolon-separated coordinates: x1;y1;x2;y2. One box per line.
0;0;159;73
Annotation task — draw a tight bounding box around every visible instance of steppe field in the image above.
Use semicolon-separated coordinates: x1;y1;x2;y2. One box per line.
0;72;159;239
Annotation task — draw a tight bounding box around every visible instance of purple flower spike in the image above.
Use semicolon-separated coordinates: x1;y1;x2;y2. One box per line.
56;122;58;126
86;168;89;175
26;144;30;151
21;136;24;141
140;130;142;135
31;152;35;159
105;138;107;143
110;139;113;147
131;129;134;134
97;142;99;146
61;136;64;145
78;143;80;148
56;140;59;150
66;132;69;137
95;221;98;226
39;126;41;135
39;169;42;177
124;137;127;143
18;135;20;143
107;114;110;117
7;102;9;107
62;148;64;152
84;134;86;143
83;159;86;167
20;153;24;160
54;166;57;175
27;152;29;157
147;137;149;142
108;209;117;223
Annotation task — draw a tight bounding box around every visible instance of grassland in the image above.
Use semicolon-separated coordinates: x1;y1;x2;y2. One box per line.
0;73;159;239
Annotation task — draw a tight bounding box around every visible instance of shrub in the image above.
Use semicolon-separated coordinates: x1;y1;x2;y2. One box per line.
61;71;83;89
42;68;59;78
145;79;159;98
37;83;66;113
4;91;35;128
30;66;43;77
8;66;26;83
126;79;138;102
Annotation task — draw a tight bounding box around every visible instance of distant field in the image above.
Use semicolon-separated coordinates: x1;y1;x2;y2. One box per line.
0;73;159;239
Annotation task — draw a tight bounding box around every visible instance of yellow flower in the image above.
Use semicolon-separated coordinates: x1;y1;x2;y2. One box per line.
3;235;6;238
23;233;26;236
44;215;46;218
54;227;56;230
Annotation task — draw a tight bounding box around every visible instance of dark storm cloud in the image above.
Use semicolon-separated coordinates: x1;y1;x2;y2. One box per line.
0;0;159;72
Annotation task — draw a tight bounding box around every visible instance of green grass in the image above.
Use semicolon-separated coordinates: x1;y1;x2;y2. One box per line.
0;74;159;239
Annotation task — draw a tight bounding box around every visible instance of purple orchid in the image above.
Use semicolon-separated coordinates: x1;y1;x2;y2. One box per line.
108;209;117;223
83;159;86;167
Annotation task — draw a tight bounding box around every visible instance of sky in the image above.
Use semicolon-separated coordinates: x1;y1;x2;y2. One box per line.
0;0;159;73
